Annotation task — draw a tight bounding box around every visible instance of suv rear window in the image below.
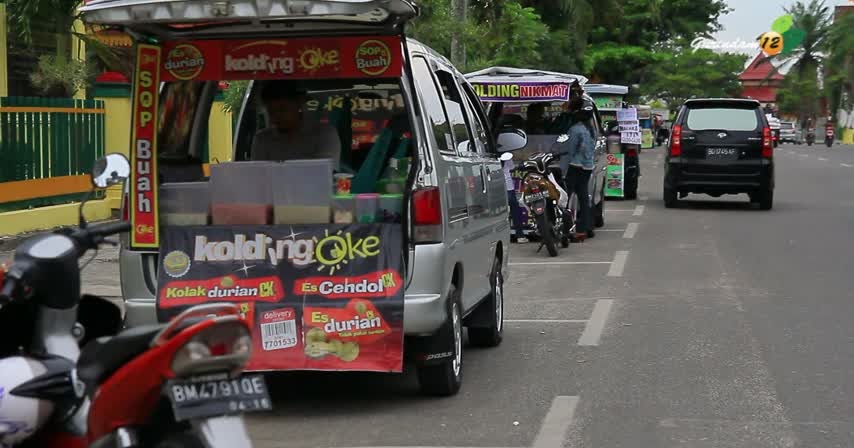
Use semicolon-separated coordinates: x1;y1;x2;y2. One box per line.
686;107;759;131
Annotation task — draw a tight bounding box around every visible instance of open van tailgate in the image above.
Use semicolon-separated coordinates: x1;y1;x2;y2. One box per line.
81;0;419;36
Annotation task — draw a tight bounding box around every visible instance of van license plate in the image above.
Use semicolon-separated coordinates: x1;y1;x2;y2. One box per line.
706;148;737;160
166;373;272;422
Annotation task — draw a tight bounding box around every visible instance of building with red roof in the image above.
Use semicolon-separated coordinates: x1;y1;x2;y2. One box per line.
739;53;785;109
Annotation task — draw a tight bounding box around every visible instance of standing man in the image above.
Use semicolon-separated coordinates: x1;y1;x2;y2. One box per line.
559;98;597;242
503;154;527;243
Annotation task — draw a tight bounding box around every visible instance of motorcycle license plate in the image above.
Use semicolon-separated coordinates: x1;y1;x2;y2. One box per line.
166;372;272;422
525;191;547;203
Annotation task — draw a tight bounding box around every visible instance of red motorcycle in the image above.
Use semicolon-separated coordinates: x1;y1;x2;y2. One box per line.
0;154;270;448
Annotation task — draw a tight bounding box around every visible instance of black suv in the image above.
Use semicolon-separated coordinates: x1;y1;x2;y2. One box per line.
664;98;774;210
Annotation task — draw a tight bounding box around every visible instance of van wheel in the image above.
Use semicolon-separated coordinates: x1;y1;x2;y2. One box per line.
664;188;677;208
417;286;463;396
758;190;773;210
468;257;504;348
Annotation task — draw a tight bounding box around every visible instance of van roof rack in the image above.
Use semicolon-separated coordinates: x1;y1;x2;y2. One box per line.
464;66;588;85
81;0;419;36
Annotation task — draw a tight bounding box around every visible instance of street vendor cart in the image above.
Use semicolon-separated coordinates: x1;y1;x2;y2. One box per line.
82;0;521;397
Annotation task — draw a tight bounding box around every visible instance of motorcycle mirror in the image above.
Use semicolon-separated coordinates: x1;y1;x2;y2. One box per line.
79;153;131;228
91;153;131;189
499;152;514;162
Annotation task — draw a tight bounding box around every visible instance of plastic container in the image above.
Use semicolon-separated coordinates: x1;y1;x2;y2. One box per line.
355;193;379;223
378;194;403;223
160;182;210;226
210;162;273;225
333;195;355;224
272;159;334;225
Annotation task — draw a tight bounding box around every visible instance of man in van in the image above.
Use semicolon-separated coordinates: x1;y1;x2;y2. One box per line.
559;98;596;242
251;81;341;165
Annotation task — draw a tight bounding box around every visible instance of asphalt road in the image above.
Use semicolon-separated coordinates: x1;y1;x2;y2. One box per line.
3;141;854;447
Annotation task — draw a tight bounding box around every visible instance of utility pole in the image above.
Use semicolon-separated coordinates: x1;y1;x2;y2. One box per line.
450;0;467;69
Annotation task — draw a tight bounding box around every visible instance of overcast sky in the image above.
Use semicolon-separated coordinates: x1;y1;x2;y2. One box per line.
714;0;850;53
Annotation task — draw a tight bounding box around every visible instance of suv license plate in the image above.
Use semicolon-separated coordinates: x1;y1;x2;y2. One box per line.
166;373;272;422
525;191;547;203
706;147;737;160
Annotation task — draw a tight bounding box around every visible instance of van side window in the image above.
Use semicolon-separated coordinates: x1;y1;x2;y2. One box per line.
459;84;491;155
411;57;455;154
434;70;475;154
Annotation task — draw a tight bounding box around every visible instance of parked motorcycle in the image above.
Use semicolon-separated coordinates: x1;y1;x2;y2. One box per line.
825;128;835;148
806;128;815;146
0;153;270;448
510;142;572;257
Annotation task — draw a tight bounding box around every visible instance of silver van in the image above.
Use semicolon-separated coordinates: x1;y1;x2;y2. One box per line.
91;0;528;396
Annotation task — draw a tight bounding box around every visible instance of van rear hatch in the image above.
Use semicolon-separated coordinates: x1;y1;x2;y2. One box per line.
679;100;765;175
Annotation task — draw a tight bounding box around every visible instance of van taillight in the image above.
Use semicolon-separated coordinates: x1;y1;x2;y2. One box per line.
413;187;442;243
762;127;773;158
670;125;682;157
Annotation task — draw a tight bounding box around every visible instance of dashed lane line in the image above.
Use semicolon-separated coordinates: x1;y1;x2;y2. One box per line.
632;205;645;216
577;299;615;346
607;250;629;277
623;223;639;239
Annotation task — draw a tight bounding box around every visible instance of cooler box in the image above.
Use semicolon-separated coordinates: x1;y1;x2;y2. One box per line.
272;159;334;225
210;162;273;225
160;182;210;226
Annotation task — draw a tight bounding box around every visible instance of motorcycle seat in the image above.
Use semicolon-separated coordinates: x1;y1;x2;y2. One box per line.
76;324;165;392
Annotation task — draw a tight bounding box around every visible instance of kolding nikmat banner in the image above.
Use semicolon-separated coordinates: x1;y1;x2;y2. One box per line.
156;224;404;373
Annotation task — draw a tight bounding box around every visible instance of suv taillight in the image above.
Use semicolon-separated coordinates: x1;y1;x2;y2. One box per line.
670;125;682;157
762;127;773;158
413;187;442;243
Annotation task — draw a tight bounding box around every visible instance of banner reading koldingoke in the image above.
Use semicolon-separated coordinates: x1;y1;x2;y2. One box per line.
156;224;404;373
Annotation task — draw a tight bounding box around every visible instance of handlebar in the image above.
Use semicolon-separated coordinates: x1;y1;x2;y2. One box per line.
69;221;132;254
0;220;131;305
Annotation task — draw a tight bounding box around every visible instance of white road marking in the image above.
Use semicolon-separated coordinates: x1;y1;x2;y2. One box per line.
842;163;853;168
531;396;581;448
577;299;614;346
818;157;828;161
506;319;587;324
510;261;612;266
607;250;629;277
632;205;645;216
623;223;639;239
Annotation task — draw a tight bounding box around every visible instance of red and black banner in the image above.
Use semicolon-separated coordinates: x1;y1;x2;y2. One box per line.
156;224;404;373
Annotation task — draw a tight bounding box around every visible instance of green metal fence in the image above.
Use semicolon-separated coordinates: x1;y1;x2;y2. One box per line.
0;97;106;211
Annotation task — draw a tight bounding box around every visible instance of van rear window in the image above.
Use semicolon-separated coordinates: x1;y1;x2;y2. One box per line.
686;108;758;131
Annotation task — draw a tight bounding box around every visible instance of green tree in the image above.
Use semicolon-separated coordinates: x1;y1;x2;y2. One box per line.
639;48;746;111
825;11;854;115
4;0;121;96
768;0;833;124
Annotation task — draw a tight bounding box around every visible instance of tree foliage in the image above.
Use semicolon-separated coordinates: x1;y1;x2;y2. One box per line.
639;49;746;111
